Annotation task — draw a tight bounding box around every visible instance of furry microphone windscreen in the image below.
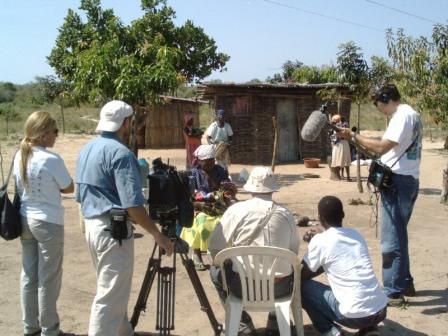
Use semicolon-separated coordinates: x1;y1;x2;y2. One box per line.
300;110;328;142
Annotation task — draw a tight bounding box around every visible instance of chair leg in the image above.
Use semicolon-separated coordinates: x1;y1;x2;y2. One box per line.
291;295;304;336
275;302;291;336
225;297;243;336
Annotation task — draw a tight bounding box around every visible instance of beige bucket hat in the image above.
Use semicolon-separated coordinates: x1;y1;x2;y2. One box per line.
243;166;279;193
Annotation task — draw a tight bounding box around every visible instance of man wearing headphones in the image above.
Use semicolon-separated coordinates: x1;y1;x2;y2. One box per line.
338;84;422;307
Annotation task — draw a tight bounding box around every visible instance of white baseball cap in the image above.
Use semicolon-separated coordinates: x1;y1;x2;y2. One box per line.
96;100;133;132
243;166;279;193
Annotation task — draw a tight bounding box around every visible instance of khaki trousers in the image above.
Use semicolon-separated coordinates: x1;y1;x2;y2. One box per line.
84;216;134;336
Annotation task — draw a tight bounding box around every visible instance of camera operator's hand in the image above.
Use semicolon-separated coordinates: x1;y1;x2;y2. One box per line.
154;231;174;256
126;205;174;256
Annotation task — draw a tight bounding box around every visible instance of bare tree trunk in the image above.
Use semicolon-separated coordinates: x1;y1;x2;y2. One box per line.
426;111;433;142
271;116;278;172
441;162;448;205
60;105;66;134
444;135;448;150
356;103;363;193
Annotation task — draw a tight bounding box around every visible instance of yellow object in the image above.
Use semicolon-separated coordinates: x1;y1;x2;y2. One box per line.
180;212;222;252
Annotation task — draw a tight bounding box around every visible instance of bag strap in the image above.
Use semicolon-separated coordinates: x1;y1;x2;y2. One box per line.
389;132;419;169
234;203;278;246
1;150;18;193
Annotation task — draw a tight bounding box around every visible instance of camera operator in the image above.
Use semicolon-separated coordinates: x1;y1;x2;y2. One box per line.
76;100;174;336
338;84;422;306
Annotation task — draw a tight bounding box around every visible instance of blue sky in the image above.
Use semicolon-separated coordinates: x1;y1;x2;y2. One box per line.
1;0;446;84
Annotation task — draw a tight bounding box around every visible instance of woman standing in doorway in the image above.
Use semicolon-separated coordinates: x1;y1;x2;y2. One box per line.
13;111;74;336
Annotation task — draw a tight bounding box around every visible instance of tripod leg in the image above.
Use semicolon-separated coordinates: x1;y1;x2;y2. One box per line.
131;244;160;329
180;252;223;336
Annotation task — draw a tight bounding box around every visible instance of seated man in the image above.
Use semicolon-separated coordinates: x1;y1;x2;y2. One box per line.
301;196;387;336
208;167;299;336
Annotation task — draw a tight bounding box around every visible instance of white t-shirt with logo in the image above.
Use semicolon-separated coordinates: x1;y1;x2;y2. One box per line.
206;121;233;143
303;227;387;318
13;147;72;225
380;104;422;178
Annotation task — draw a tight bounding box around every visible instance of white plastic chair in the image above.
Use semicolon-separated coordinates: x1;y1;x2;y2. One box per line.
214;246;304;336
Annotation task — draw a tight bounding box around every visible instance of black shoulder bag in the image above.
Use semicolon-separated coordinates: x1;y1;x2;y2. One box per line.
367;136;418;192
0;152;22;240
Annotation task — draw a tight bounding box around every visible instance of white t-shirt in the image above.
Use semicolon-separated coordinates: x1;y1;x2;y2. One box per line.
13;147;72;225
206;121;233;143
303;227;387;318
209;196;299;276
381;103;422;178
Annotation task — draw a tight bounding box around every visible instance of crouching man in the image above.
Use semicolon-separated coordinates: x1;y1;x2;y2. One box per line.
301;196;387;336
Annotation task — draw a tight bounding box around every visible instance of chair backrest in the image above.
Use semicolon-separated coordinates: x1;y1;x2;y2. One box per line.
214;246;300;311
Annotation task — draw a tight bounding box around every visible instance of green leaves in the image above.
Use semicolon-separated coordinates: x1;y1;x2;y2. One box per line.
48;0;228;106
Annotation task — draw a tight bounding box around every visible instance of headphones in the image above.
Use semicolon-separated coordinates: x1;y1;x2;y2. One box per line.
374;85;390;104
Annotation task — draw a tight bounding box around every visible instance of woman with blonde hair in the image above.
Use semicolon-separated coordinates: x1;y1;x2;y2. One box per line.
13;111;74;336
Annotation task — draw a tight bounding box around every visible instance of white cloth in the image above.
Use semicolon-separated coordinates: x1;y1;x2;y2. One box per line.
13;147;72;225
194;144;216;160
206;121;233;144
209;195;299;276
303;227;387;318
381;103;422;178
331;140;351;168
84;216;134;336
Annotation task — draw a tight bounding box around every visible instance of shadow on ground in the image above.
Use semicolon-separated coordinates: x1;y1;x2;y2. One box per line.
419;188;442;196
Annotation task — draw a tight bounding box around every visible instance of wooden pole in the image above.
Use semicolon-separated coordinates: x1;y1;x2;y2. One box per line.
356;103;363;193
271;116;278;172
441;162;448;205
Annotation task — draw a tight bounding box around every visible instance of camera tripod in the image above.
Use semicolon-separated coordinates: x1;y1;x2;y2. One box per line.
130;221;223;336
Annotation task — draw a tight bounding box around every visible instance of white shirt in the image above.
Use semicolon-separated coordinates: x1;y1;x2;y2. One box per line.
303;227;387;318
206;121;233;143
209;195;299;276
13;147;72;225
381;103;422;178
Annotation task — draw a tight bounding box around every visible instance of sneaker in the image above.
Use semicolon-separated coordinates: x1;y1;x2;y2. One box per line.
403;283;416;297
265;312;279;336
387;294;405;307
24;330;41;336
239;311;256;336
321;326;344;336
356;326;379;336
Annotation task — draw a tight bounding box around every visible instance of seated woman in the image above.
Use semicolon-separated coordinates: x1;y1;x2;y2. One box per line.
180;144;236;270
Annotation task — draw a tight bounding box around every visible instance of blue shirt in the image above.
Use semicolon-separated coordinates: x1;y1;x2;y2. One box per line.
75;132;145;218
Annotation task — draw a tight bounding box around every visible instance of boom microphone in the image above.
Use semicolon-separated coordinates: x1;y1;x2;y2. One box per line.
301;104;330;142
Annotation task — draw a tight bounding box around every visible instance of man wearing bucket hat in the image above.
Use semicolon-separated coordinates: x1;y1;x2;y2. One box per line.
76;100;174;336
208;167;299;336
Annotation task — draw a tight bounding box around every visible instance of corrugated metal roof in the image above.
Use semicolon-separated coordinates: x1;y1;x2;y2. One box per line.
198;82;347;89
159;95;209;104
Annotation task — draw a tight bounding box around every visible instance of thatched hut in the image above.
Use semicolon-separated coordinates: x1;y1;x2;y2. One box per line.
198;83;351;165
137;96;207;149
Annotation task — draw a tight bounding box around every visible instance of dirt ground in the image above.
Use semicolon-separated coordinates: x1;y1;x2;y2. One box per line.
0;134;447;336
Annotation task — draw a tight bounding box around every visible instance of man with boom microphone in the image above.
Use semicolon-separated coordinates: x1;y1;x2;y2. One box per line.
338;84;422;307
76;100;174;336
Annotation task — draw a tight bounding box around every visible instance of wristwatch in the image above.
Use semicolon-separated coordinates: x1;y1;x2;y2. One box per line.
351;131;356;143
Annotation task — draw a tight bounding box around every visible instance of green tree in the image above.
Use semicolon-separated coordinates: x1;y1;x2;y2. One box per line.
48;0;228;106
337;41;371;193
36;76;74;134
0;103;19;136
0;82;17;103
292;64;338;84
266;59;303;83
386;26;448;143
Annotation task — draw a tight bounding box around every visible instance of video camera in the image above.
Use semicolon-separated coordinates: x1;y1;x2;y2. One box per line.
147;158;194;229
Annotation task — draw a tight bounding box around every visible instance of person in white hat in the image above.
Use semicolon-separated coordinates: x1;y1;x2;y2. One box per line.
208;166;299;336
180;144;232;270
75;100;174;336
